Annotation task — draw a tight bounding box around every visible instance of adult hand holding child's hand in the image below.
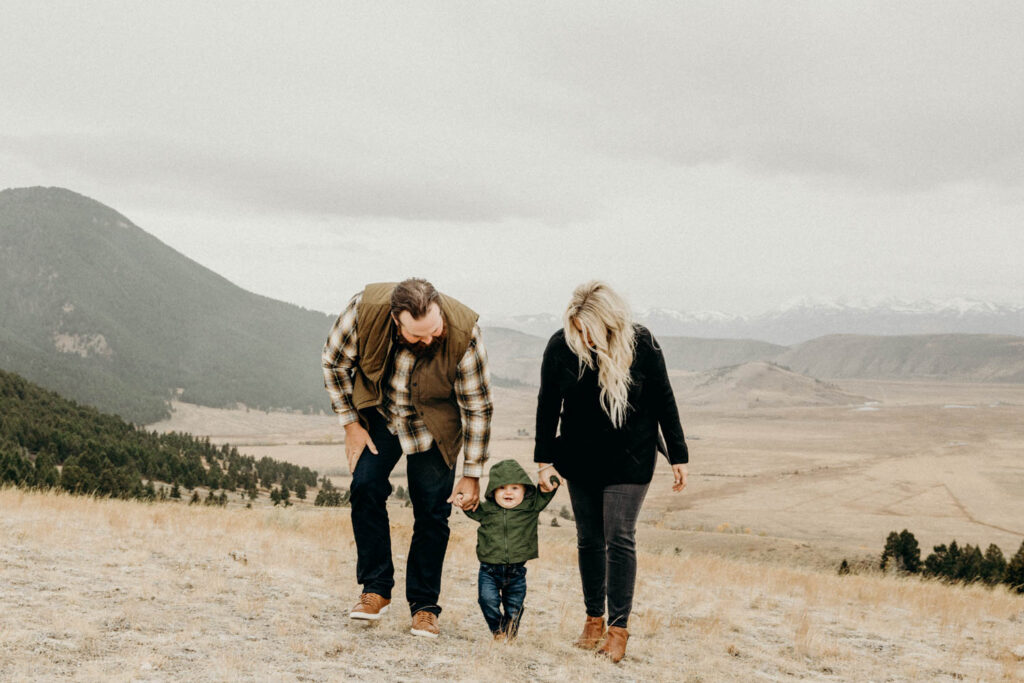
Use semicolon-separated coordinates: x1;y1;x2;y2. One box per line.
537;463;561;492
447;476;480;511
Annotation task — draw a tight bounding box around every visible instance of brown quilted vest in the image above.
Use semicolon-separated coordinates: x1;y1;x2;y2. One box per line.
351;282;479;468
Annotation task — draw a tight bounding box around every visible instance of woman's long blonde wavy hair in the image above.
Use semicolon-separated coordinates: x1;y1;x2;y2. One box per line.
563;281;636;428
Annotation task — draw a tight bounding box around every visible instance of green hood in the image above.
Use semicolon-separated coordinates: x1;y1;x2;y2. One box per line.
484;459;537;501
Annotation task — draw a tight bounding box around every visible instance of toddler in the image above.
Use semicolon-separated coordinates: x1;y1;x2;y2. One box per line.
463;459;558;640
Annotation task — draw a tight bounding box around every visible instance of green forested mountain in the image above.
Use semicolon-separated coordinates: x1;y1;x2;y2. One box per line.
0;187;335;423
0;367;317;497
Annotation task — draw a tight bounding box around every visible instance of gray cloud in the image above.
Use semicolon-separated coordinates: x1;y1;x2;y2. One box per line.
0;132;592;222
2;2;1024;317
5;2;1021;225
522;2;1024;189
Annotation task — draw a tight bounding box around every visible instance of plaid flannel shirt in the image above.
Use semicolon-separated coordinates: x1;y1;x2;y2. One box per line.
321;293;493;478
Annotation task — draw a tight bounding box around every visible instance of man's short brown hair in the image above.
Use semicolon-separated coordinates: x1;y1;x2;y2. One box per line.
390;278;440;320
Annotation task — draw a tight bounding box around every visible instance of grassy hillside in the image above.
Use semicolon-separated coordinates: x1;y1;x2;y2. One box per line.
0;367;316;498
775;334;1024;382
1;488;1021;681
0;187;334;423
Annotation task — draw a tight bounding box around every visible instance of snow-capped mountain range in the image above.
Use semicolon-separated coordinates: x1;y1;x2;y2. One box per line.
483;298;1024;345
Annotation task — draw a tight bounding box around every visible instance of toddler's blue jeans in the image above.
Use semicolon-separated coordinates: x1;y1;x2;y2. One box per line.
477;562;527;636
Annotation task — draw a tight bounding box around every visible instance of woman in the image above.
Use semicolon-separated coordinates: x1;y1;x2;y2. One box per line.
535;281;688;663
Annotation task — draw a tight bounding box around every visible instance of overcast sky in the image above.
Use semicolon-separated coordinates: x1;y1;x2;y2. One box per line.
3;2;1023;317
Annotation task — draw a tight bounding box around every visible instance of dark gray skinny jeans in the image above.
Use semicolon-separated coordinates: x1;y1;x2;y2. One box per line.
567;480;650;629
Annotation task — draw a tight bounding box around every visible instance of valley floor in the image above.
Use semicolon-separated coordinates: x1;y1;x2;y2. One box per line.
2;488;1022;682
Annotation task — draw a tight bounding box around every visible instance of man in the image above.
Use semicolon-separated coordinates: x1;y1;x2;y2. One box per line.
321;278;493;638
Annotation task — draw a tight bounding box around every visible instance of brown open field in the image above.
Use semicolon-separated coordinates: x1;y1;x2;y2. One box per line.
3;379;1023;680
2;488;1022;681
152;380;1024;570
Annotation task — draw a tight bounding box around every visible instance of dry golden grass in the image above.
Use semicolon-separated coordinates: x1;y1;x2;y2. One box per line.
2;486;1022;682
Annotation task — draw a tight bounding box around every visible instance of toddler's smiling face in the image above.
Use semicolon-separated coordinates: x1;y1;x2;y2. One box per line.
494;483;525;509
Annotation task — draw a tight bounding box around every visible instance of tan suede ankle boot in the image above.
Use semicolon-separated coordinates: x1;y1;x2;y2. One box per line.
574;615;605;650
597;625;629;663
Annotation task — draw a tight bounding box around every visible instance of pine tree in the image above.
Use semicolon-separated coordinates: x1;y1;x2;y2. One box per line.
881;529;921;573
980;544;1006;585
957;544;984;583
170;482;182;499
924;540;963;581
34;450;60;489
1005;541;1024;594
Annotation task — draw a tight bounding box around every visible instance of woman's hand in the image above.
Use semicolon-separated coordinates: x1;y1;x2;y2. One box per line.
672;464;688;492
537;463;562;492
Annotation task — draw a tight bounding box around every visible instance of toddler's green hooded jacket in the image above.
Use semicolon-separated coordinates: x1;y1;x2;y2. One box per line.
464;459;559;564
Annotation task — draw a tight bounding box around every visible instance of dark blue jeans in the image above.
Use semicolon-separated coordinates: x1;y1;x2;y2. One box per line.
477;562;527;637
349;409;456;616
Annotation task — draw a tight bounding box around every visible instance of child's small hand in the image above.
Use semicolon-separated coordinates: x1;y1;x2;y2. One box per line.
537;464;561;492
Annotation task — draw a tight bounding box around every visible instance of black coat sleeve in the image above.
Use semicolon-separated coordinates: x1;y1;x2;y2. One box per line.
534;333;564;464
648;333;688;465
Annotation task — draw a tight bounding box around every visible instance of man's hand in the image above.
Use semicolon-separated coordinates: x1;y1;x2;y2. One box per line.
344;422;377;474
672;463;688;492
447;476;480;511
537;464;561;492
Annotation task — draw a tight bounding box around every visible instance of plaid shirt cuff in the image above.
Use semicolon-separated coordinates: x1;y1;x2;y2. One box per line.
337;410;360;427
462;462;484;478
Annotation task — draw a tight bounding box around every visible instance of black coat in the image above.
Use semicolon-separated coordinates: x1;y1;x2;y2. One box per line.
533;325;688;486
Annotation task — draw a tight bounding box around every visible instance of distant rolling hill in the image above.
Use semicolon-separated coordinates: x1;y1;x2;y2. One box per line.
481;328;784;387
480;327;549;386
657;336;786;372
670;361;869;408
0;187;334;423
775;334;1024;383
484;327;1024;389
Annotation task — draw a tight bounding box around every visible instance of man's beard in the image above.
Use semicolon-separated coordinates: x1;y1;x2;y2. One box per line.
396;327;448;358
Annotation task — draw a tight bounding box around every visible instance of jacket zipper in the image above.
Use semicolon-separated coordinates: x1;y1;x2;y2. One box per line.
503;508;509;564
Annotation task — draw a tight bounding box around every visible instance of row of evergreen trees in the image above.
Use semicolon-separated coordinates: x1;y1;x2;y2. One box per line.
875;529;1024;592
0;368;317;500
